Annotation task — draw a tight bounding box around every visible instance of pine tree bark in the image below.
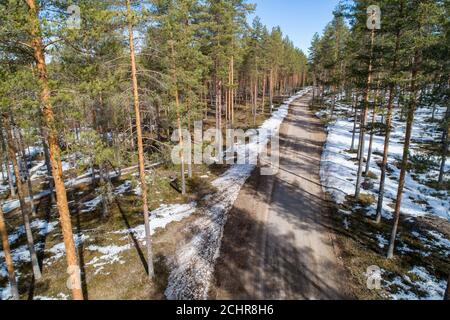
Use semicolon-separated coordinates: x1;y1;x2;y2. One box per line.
126;0;154;278
3;113;42;280
26;0;82;299
387;52;420;259
0;204;20;300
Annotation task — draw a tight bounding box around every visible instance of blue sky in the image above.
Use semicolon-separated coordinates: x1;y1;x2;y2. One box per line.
249;0;341;54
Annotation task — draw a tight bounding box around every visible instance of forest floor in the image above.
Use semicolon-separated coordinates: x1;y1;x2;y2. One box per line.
210;93;354;299
312;95;450;300
0;92;303;300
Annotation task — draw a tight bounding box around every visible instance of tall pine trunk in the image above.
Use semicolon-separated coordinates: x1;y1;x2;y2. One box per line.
231;56;235;127
169;39;187;195
387;52;420;259
0;205;20;299
126;0;154;278
355;28;375;199
269;68;274;113
376;25;401;223
26;0;83;299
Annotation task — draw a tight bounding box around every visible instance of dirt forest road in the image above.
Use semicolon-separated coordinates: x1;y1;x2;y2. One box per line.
211;93;351;300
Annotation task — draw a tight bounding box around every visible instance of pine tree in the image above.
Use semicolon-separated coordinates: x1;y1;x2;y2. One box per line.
24;0;83;299
387;0;444;259
126;0;154;279
354;4;378;200
375;0;405;223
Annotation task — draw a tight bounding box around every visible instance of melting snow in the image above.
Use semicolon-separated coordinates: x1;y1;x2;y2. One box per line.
385;266;447;300
165;89;312;300
319;102;449;220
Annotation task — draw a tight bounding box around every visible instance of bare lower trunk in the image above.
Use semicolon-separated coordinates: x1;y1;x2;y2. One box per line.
127;0;154;279
0;205;20;299
387;102;415;259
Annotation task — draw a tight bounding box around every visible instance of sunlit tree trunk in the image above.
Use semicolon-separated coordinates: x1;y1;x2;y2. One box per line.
126;0;154;278
26;0;84;300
